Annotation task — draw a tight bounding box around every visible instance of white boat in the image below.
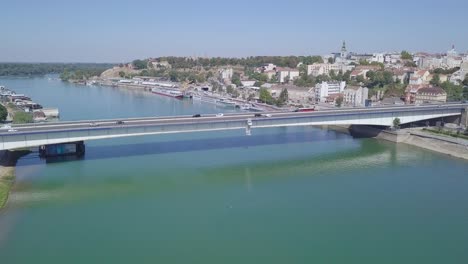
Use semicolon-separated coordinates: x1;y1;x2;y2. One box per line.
192;94;218;104
218;98;237;107
151;88;183;99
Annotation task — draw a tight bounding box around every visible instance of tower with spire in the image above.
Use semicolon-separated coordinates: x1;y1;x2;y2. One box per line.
340;40;348;60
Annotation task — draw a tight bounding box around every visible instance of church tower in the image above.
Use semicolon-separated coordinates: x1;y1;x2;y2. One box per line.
340;40;347;59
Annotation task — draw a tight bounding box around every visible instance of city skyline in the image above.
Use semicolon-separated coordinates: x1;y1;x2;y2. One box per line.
1;0;467;63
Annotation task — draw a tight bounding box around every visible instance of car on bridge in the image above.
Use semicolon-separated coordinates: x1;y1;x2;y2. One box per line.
192;114;201;118
116;121;125;125
254;113;272;118
89;122;98;127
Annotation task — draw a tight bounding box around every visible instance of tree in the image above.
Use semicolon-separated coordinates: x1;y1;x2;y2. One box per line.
356;75;365;83
226;85;235;94
440;81;463;101
359;59;370;66
231;73;242;87
328;57;335;64
404;61;417;67
276;88;289;106
0;104;7;122
13;112;33;124
270;74;277;83
430;74;441;86
335;96;343;107
401;51;413;60
132;59;148;70
259;88;275;105
118;71;126;78
462;73;468;86
302;56;324;65
393;117;401;129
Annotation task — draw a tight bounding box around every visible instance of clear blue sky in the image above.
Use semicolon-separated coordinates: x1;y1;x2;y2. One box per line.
1;0;466;63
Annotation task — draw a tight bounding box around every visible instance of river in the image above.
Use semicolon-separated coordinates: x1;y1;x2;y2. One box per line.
0;76;467;264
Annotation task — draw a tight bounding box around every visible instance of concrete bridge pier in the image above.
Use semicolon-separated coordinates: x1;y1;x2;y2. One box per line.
245;119;252;136
461;107;468;128
39;141;85;158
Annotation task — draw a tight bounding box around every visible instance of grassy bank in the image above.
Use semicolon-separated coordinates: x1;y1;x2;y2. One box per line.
0;150;31;209
423;128;468;140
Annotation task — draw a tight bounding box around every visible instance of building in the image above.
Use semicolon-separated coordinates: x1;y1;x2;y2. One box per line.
277;68;300;83
151;61;171;69
343;86;369;107
263;70;277;80
307;63;342;77
257;63;277;73
241;80;256;87
415;87;447;104
219;68;233;81
314;81;346;103
409;70;431;85
371;53;385;63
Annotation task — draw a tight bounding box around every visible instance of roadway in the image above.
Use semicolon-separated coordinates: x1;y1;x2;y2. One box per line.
1;103;466;136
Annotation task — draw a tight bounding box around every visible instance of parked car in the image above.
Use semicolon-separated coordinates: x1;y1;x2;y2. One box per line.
192;114;201;118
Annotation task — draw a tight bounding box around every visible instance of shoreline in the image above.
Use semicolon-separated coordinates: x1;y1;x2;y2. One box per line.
0;150;30;209
327;125;468;161
402;131;468;160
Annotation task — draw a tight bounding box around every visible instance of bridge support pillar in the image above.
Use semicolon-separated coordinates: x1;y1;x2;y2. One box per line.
245;118;252;136
461;107;468;128
39;141;85;158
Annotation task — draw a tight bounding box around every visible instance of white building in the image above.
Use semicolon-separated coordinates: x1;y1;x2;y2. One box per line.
314;81;346;103
307;63;341;76
241;80;256;87
277;69;300;83
219;68;233;81
343;86;369;107
371;53;385;64
258;63;277;72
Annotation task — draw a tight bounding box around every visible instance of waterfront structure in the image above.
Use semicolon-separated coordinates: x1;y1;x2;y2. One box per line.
415;87;447;104
314;81;346;103
0;104;465;151
343;86;369;107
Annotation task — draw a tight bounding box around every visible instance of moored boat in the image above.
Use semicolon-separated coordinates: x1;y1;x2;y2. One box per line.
151;87;184;99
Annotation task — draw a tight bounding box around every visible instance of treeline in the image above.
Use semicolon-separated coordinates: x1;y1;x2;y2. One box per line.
0;63;114;76
60;67;110;81
152;56;324;69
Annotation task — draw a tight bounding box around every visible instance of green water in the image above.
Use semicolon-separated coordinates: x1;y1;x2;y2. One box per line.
0;76;467;263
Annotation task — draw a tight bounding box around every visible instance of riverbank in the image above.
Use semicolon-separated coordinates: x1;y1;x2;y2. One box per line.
403;129;468;160
346;125;468;161
0;150;30;209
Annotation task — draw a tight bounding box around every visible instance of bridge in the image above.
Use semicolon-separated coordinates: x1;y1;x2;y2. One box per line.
0;104;466;151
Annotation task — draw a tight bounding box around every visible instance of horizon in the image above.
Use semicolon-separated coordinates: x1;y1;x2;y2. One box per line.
1;0;467;63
